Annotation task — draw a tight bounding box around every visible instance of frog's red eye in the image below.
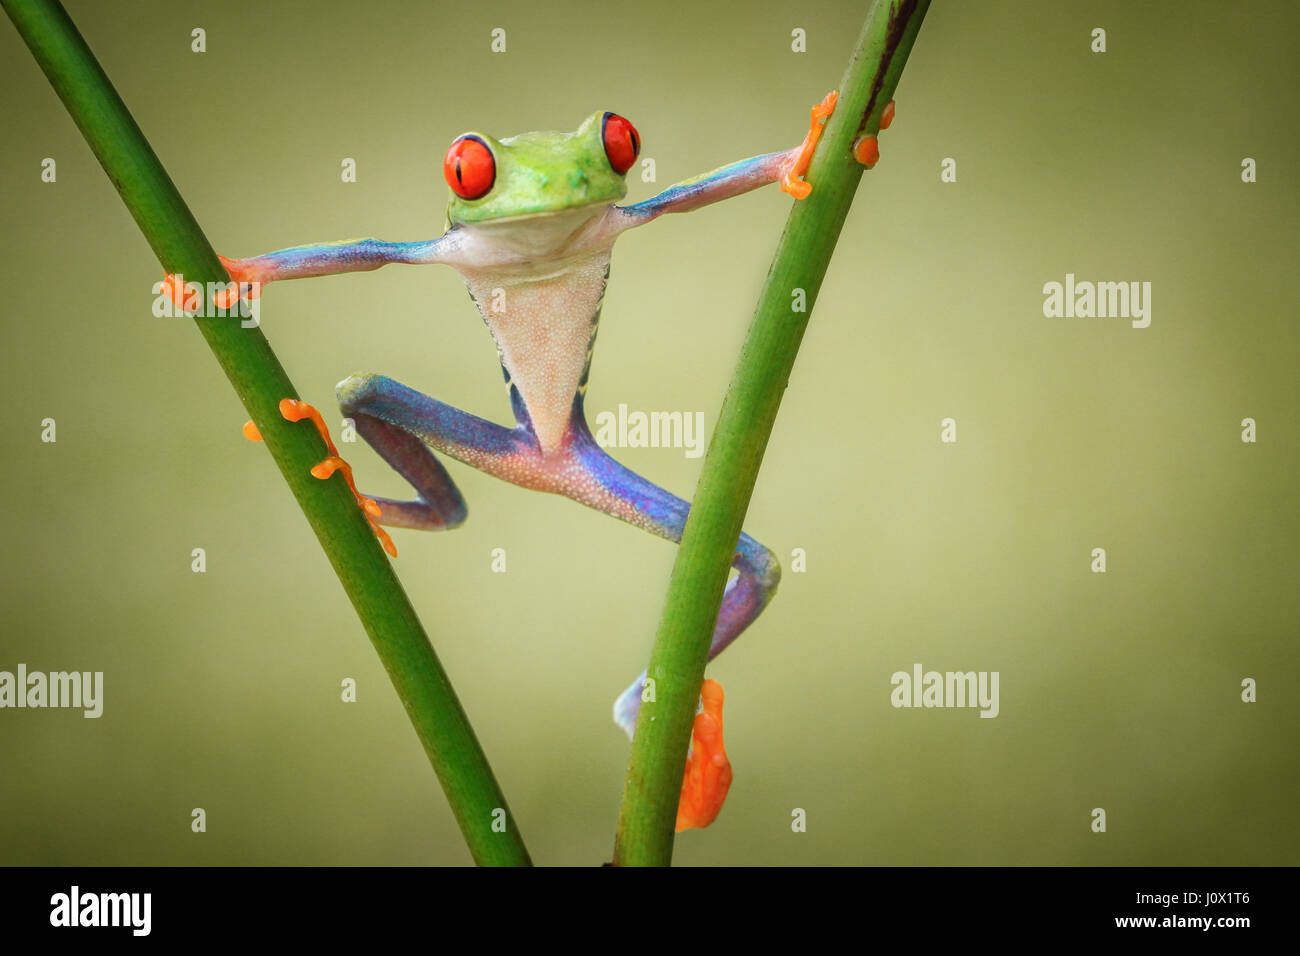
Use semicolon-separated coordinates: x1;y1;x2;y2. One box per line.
444;135;495;200
602;112;640;175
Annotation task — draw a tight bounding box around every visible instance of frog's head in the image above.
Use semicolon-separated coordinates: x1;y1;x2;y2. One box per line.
443;110;640;226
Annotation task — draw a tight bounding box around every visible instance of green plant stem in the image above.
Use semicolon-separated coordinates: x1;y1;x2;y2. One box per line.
614;0;931;866
4;0;530;866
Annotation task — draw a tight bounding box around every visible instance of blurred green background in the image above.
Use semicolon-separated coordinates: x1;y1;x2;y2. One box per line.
1;0;1297;866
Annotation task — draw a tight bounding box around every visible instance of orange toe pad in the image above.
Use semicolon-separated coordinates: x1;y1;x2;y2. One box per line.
244;398;396;557
675;678;733;832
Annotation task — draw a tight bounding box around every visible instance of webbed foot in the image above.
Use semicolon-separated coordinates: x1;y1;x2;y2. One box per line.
676;679;732;832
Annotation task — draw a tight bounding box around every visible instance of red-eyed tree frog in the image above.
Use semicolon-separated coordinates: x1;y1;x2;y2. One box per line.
176;92;891;831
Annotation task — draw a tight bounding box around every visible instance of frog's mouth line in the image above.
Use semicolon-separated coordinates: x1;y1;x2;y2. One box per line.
457;197;613;226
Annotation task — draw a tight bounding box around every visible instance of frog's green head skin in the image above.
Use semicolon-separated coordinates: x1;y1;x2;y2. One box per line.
443;110;640;226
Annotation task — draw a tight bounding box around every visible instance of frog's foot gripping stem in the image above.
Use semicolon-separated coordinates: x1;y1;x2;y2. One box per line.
217;255;263;302
161;256;261;312
776;94;897;196
244;398;396;557
676;679;733;832
780;90;839;199
852;98;895;169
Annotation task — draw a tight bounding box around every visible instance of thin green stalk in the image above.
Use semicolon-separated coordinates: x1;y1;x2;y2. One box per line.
4;0;530;866
614;0;931;866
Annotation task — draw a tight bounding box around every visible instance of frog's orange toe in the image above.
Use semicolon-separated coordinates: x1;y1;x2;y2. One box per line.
675;678;732;832
851;99;893;169
278;397;313;425
880;99;896;131
309;455;344;481
853;136;880;168
161;273;190;311
247;398;397;557
779;89;839;200
212;285;239;309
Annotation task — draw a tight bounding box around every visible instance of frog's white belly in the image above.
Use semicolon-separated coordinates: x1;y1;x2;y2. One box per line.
459;250;610;454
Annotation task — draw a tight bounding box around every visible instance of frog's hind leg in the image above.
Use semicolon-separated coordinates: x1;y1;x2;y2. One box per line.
335;372;539;531
335;373;782;692
557;419;779;830
554;419;782;737
345;412;467;531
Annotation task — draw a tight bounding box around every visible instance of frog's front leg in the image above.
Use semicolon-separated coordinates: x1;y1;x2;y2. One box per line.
614;148;800;226
163;234;462;309
611;90;844;231
224;236;456;288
